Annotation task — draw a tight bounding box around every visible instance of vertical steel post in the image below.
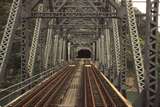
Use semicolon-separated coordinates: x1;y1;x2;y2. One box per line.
145;0;159;107
96;40;99;61
68;42;71;62
53;35;59;66
27;4;43;76
0;0;21;81
62;39;66;62
101;35;105;65
58;38;63;64
98;38;102;64
112;13;121;87
125;0;145;93
44;20;53;69
92;42;96;60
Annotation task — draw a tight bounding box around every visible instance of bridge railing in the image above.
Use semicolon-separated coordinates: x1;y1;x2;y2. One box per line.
0;63;67;106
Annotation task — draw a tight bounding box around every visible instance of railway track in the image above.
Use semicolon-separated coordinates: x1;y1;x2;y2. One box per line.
6;60;132;107
83;64;132;107
7;65;76;107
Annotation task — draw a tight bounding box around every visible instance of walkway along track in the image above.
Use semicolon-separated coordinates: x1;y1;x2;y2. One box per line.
7;65;76;107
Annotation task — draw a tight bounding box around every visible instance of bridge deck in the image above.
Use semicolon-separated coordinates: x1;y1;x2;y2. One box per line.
6;61;132;107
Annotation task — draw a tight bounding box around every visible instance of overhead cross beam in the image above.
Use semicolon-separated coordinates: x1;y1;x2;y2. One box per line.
30;12;118;18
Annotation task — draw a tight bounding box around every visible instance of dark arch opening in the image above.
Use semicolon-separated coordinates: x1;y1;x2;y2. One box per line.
77;49;91;58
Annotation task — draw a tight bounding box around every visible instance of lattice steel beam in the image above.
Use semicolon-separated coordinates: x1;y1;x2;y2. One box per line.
27;4;43;76
30;12;117;18
112;17;121;88
44;20;53;69
0;0;21;81
125;0;145;93
48;24;111;29
53;35;59;65
119;16;128;95
145;0;159;107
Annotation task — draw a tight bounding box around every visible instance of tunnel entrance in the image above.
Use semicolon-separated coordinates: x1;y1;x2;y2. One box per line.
77;49;91;58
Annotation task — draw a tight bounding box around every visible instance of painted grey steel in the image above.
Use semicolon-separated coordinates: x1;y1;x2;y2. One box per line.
145;0;159;107
67;42;71;62
112;16;121;86
119;15;128;94
96;40;99;61
0;0;21;81
30;12;117;18
101;35;105;65
62;39;66;62
58;38;63;63
44;20;53;69
98;38;101;63
105;29;111;75
92;42;96;60
27;4;43;76
53;35;59;66
125;0;145;93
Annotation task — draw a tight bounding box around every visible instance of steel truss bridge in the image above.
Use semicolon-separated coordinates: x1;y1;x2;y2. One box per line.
0;0;159;107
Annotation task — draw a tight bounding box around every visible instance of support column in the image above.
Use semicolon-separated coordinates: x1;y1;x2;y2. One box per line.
98;38;101;63
125;0;145;93
44;20;53;69
105;29;111;76
53;35;58;66
112;17;121;85
27;4;43;76
96;40;99;61
67;42;71;62
101;35;105;65
145;0;159;107
0;0;21;81
62;40;66;62
92;42;96;60
58;38;63;64
105;29;111;68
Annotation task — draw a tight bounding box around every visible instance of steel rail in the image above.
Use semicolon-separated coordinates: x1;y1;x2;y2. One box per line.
89;66;108;107
8;66;72;107
84;66;96;107
91;66;116;107
91;64;133;107
23;66;73;107
36;66;75;107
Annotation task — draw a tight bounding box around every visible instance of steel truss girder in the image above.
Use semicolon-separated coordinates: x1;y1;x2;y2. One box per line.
0;0;21;81
110;30;117;83
112;18;121;87
27;4;43;76
145;0;159;107
58;38;63;63
100;35;105;64
48;24;110;29
119;16;128;94
53;35;59;65
62;40;66;61
30;12;117;18
125;0;145;93
44;20;53;69
105;29;111;72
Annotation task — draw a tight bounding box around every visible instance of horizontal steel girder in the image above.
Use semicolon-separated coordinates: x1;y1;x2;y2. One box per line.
47;24;111;29
29;12;118;18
